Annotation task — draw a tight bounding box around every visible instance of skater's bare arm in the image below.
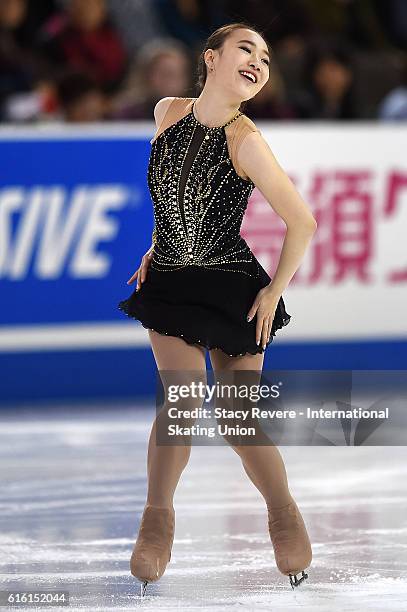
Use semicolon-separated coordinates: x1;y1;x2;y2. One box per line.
239;132;317;348
238;131;317;295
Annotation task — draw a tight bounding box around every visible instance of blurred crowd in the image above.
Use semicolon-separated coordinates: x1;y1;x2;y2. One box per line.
1;0;407;123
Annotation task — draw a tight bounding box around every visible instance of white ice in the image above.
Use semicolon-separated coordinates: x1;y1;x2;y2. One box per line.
0;404;406;611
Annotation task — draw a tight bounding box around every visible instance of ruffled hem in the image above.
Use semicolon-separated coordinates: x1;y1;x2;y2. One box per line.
117;301;291;358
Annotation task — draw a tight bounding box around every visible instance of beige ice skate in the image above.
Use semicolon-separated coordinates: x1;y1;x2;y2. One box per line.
267;496;312;589
130;505;175;596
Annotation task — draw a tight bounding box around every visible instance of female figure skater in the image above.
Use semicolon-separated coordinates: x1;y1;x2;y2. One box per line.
118;22;317;596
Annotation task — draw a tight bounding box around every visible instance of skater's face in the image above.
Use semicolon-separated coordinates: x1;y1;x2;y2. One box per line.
204;28;270;101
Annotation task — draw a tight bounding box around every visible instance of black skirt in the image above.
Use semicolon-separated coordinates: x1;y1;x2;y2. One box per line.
118;261;291;357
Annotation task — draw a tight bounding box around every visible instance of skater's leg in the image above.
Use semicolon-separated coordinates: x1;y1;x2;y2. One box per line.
146;331;207;508
130;332;206;586
208;349;291;508
209;348;312;582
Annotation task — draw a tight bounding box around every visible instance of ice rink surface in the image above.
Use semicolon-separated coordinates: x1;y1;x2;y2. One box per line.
0;403;406;611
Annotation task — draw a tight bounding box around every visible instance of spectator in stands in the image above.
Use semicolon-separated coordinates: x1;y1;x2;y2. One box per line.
0;0;36;118
374;0;407;49
12;0;57;49
111;38;191;120
0;0;26;31
378;54;407;120
154;0;225;50
105;0;167;55
40;0;127;92
56;70;107;122
293;39;360;120
222;0;314;56
302;0;394;51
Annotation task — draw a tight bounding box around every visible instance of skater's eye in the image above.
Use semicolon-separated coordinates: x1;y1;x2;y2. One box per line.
239;45;269;66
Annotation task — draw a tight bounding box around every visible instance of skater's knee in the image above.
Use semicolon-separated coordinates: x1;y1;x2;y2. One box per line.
156;397;201;430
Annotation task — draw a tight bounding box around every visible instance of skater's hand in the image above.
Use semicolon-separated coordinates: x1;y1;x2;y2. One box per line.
247;287;280;350
127;244;154;291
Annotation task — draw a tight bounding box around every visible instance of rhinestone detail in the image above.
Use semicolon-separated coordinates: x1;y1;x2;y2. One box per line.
147;101;261;278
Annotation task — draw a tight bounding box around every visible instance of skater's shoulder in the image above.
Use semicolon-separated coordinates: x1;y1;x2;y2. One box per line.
237;113;260;133
225;113;262;175
153;97;176;127
150;97;194;144
229;112;261;138
153;97;194;125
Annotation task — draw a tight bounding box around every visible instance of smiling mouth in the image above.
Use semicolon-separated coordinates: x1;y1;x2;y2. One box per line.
239;70;257;84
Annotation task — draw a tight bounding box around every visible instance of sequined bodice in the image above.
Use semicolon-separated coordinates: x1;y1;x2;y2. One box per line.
147;105;261;278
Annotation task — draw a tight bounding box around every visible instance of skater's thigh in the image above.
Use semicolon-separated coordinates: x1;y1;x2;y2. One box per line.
148;329;207;399
209;350;264;407
209;350;268;446
209;349;264;413
148;331;207;426
209;348;264;373
148;330;206;371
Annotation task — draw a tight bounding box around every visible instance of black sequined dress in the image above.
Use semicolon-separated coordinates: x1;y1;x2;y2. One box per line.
118;101;291;356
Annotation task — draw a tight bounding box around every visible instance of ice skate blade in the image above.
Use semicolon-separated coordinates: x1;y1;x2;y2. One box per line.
289;570;308;589
140;580;148;597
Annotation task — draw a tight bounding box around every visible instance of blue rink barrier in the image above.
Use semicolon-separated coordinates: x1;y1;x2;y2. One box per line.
0;127;405;405
0;341;406;407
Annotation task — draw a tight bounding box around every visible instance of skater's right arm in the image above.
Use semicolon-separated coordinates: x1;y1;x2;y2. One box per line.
126;243;154;290
127;99;176;290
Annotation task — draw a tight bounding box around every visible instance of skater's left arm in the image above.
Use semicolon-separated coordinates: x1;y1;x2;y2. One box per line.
238;130;317;295
238;132;317;347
